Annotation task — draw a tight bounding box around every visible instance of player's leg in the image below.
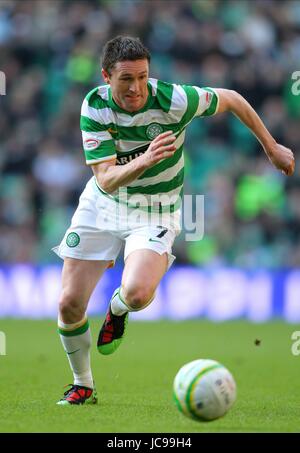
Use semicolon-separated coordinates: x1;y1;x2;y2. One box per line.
121;249;168;309
97;225;175;356
97;249;168;355
52;177;124;401
57;257;110;405
59;257;109;323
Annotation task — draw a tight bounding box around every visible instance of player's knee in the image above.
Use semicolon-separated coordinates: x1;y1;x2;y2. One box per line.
58;291;85;321
122;286;154;311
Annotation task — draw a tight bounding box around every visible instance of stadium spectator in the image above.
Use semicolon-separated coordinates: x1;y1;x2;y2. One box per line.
0;0;299;266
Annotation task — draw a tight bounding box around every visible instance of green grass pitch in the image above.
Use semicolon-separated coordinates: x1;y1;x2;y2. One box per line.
0;319;299;432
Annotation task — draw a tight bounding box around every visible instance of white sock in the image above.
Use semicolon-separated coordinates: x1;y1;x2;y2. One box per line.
110;287;129;316
58;316;94;389
110;287;155;316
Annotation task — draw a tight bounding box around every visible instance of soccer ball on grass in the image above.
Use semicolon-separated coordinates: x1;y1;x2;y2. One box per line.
173;359;236;421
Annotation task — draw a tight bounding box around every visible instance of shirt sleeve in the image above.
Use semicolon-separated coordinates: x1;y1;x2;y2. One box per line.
80;97;117;165
179;85;220;127
193;86;219;117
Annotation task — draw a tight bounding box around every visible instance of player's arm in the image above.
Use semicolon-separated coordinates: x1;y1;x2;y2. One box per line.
214;88;295;176
91;131;177;194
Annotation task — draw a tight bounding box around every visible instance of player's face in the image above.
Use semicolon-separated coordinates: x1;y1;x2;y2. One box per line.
102;59;149;112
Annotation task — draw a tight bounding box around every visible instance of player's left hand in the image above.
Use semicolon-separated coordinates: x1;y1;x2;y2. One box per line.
267;143;295;176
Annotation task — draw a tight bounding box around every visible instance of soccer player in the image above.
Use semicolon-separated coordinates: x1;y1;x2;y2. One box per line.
53;36;295;405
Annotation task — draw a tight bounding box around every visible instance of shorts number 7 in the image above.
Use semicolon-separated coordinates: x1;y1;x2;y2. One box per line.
156;228;168;238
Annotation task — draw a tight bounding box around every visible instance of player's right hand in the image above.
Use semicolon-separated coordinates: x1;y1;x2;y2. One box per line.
267;143;295;176
142;130;177;167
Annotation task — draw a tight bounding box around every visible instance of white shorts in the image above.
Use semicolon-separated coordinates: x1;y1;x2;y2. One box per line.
52;177;182;270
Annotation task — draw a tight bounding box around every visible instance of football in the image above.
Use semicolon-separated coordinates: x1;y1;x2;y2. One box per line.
173;359;236;421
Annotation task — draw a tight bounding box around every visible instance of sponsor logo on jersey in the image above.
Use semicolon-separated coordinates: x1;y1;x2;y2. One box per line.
84;138;100;150
117;151;146;165
66;232;80;248
146;123;163;140
116;144;148;165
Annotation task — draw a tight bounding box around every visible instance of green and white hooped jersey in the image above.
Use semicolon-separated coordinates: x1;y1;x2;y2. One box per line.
80;78;219;212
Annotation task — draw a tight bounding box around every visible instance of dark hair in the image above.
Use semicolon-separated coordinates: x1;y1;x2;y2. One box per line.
102;36;151;74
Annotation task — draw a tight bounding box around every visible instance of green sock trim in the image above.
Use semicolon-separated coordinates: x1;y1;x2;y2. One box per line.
58;320;89;337
118;287;128;306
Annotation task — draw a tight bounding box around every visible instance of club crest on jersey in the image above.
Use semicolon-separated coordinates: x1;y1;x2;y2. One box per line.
146;123;163;140
66;232;80;248
84;138;100;150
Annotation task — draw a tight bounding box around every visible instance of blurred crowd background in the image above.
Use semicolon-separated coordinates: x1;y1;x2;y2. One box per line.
0;0;299;268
